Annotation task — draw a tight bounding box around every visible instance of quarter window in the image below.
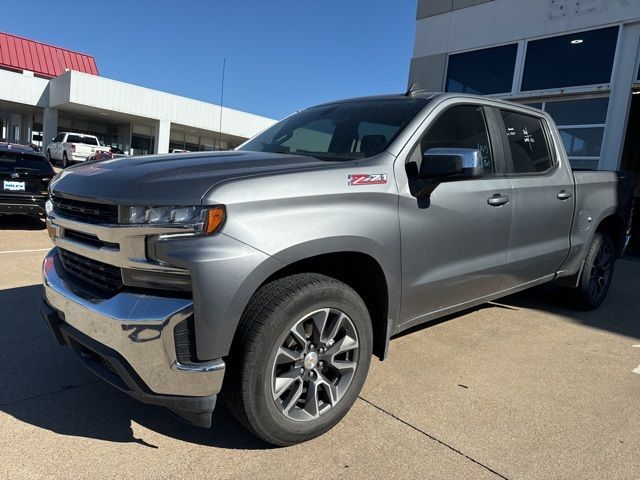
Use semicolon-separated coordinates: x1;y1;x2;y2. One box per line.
413;105;493;173
499;110;553;174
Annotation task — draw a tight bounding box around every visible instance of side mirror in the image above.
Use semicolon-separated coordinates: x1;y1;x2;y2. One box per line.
419;148;484;180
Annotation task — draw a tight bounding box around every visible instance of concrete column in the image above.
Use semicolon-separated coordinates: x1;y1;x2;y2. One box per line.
599;22;640;171
154;119;170;154
42;108;58;153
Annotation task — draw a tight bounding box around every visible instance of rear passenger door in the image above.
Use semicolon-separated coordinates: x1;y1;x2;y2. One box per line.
493;108;574;289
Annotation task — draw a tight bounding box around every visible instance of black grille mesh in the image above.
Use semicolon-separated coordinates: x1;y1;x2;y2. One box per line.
51;196;118;224
58;249;123;293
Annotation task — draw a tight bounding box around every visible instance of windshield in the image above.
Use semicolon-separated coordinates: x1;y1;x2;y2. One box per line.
238;98;429;161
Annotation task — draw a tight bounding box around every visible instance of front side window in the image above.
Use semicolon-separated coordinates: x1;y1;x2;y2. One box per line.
239;98;429;161
522;27;618;91
412;105;493;173
500;110;553;173
446;44;518;95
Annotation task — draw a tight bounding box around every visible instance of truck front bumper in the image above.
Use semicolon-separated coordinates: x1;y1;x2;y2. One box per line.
41;248;225;427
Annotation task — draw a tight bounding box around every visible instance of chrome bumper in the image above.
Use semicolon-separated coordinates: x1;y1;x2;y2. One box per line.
42;248;224;397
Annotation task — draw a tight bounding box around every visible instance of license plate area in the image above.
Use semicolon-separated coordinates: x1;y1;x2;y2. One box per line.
3;180;25;191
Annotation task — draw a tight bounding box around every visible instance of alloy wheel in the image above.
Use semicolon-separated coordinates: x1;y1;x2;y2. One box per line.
270;308;359;422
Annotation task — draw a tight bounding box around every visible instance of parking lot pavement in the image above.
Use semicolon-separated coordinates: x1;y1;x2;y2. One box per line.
1;220;639;480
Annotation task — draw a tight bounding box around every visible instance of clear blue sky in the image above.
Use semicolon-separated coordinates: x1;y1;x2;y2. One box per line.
0;1;417;119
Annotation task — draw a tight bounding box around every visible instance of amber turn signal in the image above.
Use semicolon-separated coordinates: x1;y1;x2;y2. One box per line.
204;206;225;235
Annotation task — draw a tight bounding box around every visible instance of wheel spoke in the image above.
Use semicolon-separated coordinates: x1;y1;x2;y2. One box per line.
273;369;301;400
275;346;303;366
331;360;357;374
290;321;309;348
311;308;331;345
282;379;304;414
323;312;348;344
317;372;339;406
326;333;358;357
304;378;321;418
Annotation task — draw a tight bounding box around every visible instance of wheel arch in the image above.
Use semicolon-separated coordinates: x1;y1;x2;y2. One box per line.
595;213;626;258
258;251;392;360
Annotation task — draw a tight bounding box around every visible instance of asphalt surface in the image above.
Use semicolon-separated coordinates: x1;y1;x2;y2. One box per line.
1;214;639;479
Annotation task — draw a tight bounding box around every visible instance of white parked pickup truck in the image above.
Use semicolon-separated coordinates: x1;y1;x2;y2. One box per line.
46;132;110;168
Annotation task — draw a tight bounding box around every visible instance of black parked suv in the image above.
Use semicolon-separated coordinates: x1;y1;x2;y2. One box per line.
0;142;55;217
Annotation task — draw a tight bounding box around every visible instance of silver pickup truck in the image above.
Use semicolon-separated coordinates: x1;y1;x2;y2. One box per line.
41;92;634;446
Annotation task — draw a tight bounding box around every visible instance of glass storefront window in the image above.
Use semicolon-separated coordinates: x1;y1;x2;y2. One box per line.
446;44;518;95
522;27;619;91
544;98;609;125
559;127;604;157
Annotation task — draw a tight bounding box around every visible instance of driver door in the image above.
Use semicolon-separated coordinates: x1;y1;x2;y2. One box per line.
396;103;512;329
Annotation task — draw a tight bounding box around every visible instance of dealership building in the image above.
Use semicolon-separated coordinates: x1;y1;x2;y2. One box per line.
0;32;275;155
410;0;640;177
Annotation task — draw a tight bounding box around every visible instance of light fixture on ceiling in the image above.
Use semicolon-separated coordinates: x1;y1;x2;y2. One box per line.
99;112;109;116
571;39;584;45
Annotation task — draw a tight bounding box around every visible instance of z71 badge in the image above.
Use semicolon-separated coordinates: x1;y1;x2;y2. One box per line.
348;173;387;186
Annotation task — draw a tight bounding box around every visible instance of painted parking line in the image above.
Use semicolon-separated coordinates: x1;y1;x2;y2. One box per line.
633;345;640;375
0;248;51;254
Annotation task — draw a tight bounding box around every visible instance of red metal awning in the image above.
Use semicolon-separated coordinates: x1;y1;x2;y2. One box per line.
0;32;98;78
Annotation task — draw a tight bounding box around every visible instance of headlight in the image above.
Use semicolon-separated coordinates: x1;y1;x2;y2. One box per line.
121;205;225;235
45;199;53;216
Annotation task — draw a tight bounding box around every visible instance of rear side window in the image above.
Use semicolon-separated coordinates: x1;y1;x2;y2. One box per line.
499;110;553;173
415;105;493;173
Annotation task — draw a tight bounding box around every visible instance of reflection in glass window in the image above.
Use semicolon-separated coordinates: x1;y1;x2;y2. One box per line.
522;27;618;91
499;110;552;173
417;105;494;173
559;128;604;157
545;98;609;125
446;44;518;95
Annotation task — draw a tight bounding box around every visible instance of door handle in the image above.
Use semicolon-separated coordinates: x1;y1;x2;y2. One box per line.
487;193;510;207
557;190;573;200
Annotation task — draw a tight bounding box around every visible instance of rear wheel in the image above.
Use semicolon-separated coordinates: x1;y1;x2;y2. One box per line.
569;232;615;310
224;273;373;446
62;152;69;168
47;149;53;163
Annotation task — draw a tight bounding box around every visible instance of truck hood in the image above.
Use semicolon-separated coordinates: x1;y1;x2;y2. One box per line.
50;151;352;205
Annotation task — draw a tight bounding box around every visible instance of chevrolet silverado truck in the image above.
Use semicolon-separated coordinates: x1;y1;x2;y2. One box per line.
46;132;110;168
41;92;635;446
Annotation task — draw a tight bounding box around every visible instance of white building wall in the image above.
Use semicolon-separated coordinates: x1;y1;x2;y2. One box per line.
414;0;640;58
50;71;275;141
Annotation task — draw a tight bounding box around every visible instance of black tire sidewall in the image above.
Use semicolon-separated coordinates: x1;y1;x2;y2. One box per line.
577;232;615;309
245;281;372;445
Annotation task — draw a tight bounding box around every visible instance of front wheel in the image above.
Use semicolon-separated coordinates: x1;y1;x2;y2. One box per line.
224;273;373;446
568;232;615;310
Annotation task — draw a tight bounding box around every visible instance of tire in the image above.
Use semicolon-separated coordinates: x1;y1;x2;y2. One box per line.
568;232;615;310
62;152;69;168
47;149;52;163
224;273;373;446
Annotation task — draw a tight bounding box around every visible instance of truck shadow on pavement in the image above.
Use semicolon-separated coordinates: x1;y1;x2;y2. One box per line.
2;260;638;449
0;215;46;231
0;285;269;450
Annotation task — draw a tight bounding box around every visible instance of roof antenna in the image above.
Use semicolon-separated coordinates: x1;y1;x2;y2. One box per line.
405;82;421;96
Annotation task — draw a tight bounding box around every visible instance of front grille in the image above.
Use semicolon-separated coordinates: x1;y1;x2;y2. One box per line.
64;229;119;250
58;248;123;293
52;195;118;224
